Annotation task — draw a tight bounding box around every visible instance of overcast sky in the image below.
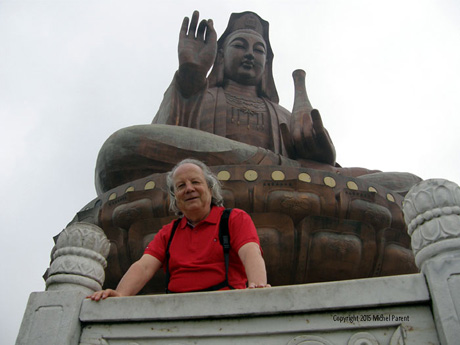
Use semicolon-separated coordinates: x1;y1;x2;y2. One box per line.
1;0;460;343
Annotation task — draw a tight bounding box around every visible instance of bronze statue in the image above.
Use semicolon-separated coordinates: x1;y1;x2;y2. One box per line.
64;10;420;293
95;11;419;196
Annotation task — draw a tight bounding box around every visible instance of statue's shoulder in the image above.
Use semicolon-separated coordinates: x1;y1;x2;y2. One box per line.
205;85;220;98
203;85;224;104
263;97;291;122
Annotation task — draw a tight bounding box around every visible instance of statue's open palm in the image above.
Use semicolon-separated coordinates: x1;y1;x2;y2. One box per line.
179;11;217;74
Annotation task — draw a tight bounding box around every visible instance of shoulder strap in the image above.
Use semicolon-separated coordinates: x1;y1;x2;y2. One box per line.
219;208;233;288
165;218;181;294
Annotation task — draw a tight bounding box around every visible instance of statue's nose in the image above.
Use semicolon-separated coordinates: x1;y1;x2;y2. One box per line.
244;51;255;60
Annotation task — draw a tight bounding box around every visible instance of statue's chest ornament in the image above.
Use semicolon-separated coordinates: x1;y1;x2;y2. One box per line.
224;92;267;131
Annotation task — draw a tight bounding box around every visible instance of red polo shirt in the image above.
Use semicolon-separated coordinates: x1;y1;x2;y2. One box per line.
144;206;260;292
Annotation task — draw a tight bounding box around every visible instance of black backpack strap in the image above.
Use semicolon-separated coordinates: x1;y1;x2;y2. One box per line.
164;218;181;294
219;208;234;290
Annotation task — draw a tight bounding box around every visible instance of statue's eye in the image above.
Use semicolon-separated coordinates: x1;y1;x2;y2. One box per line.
253;43;266;55
232;43;245;49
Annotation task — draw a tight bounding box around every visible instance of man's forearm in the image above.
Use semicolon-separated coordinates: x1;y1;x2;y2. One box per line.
116;255;162;296
238;242;269;287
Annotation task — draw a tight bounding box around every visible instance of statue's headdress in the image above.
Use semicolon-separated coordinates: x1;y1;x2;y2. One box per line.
208;11;279;103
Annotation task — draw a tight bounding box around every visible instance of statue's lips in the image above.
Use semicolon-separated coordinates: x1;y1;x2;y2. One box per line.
241;61;254;68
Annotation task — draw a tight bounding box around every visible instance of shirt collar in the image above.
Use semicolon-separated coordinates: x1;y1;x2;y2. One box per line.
178;205;221;230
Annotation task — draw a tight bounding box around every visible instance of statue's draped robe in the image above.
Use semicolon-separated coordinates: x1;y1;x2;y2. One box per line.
153;73;292;158
95;74;300;195
95;73;421;195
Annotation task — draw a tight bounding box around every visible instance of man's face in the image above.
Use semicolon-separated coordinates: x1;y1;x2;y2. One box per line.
223;31;267;86
173;163;212;219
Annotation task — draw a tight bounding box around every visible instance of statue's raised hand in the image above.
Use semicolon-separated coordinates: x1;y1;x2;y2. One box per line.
178;11;217;96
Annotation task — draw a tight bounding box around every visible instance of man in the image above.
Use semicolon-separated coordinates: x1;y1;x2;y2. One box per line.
89;159;269;300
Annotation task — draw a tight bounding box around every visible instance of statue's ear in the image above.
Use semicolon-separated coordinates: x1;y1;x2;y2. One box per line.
259;72;267;98
217;48;224;59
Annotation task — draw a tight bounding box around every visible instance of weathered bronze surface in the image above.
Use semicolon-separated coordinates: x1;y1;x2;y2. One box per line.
69;10;419;292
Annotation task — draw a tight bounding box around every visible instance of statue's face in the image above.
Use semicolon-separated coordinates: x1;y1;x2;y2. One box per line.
223;31;267;86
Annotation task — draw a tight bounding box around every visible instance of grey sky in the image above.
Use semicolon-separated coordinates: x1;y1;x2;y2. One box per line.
1;1;460;343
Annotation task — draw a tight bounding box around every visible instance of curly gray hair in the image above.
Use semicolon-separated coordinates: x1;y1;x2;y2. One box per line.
166;158;224;215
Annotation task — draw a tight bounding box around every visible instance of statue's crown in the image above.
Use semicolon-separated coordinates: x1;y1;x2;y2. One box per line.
230;12;264;35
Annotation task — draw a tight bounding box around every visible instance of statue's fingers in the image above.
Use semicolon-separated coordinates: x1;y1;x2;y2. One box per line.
309;110;336;163
310;110;333;156
299;112;315;143
290;113;310;157
303;109;313;129
188;10;200;37
293;125;313;158
180;16;189;38
301;131;316;157
196;19;207;41
280;123;295;158
302;117;321;158
311;109;326;135
291;123;302;146
294;137;312;159
295;111;313;139
204;19;217;44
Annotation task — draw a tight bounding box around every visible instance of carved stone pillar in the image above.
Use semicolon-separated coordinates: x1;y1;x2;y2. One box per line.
17;222;109;345
403;179;460;345
46;222;110;294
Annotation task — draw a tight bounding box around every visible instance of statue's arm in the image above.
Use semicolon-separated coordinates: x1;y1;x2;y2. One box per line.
152;73;206;126
153;11;216;126
177;10;217;98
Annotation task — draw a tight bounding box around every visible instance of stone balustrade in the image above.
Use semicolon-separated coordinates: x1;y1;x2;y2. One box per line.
16;179;460;344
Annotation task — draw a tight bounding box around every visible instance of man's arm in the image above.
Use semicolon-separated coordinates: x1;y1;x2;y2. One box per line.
88;254;162;301
238;242;270;288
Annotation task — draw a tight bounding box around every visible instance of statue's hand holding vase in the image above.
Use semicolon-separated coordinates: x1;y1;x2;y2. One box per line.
282;69;336;165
